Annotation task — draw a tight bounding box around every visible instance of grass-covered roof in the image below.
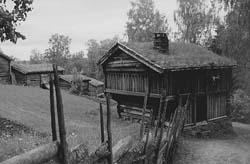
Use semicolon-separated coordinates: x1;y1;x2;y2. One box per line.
12;63;65;74
99;42;236;72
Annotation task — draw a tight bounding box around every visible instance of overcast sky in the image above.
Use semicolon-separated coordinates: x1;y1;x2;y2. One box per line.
1;0;178;60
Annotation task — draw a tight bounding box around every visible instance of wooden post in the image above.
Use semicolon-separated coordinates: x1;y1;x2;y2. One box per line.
99;103;105;143
140;74;150;138
155;99;168;164
106;92;113;164
53;65;68;164
154;91;166;138
143;129;150;164
49;74;57;141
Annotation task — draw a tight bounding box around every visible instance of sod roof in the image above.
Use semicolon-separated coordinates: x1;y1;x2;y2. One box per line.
99;42;236;73
59;74;91;83
12;63;65;74
0;52;12;61
59;74;104;87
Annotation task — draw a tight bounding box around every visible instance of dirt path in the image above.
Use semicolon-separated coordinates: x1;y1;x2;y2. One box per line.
174;122;250;164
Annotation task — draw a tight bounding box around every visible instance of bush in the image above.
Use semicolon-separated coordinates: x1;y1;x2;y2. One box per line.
230;89;250;123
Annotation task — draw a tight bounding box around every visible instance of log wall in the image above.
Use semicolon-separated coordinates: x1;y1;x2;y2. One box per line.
0;56;10;84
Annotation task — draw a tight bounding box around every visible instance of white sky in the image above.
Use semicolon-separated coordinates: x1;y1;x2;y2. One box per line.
0;0;178;60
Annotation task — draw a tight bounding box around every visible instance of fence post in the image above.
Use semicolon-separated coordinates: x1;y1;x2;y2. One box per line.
106;92;113;164
49;74;57;141
99;103;105;143
154;91;166;138
155;98;168;164
53;64;68;164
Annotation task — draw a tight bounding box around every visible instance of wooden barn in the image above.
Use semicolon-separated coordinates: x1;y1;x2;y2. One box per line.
12;63;64;87
0;52;12;84
98;33;236;125
59;74;90;91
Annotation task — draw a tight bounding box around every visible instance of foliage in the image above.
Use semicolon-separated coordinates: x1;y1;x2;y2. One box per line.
64;51;88;74
206;0;250;92
126;0;170;42
86;36;119;80
30;49;45;64
69;67;89;95
174;0;219;45
230;89;250;123
44;33;71;68
0;0;33;43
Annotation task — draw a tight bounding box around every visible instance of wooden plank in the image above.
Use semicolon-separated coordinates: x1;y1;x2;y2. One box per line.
53;65;68;164
106;93;113;164
49;74;57;141
0;142;59;164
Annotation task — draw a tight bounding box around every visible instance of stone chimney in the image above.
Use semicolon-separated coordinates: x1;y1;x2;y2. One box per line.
153;33;169;53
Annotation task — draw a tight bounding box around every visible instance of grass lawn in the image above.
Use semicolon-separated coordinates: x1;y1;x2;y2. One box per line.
174;122;250;164
0;84;140;157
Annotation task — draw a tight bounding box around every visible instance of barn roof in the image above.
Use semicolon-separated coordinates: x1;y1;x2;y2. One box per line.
59;74;104;87
59;74;90;83
12;63;65;74
98;42;237;73
0;52;12;61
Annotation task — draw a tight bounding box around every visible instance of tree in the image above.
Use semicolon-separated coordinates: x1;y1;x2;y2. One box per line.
174;0;219;45
86;37;119;80
209;0;250;92
126;0;170;42
44;34;71;67
65;51;88;74
0;0;33;43
30;49;45;64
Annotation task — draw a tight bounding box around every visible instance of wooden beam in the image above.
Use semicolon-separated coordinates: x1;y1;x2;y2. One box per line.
0;142;59;164
105;88;161;98
53;65;68;164
49;74;57;141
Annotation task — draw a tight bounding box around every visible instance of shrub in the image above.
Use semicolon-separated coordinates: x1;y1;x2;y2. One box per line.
230;89;250;123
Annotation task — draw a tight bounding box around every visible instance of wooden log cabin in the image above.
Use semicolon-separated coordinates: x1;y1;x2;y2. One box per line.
98;33;237;125
0;52;12;84
59;74;90;91
12;63;64;87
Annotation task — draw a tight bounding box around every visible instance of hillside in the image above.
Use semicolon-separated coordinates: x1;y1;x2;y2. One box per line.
0;84;140;152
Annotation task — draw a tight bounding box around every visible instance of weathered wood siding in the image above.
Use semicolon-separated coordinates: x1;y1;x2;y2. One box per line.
26;74;41;86
13;70;26;85
59;79;71;90
207;93;227;120
89;85;104;97
0;56;10;84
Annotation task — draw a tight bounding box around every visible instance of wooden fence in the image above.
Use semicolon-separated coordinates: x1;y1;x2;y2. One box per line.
114;94;189;164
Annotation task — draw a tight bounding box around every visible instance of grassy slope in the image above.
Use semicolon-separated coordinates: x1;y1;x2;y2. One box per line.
0;84;140;152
